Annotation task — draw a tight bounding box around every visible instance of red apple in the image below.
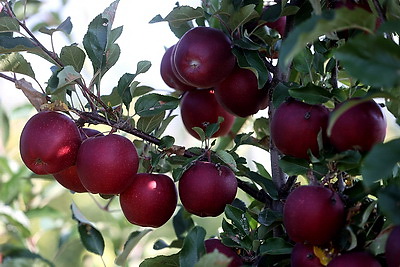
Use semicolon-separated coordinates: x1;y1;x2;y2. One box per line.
160;45;196;92
52;128;103;193
120;173;178;227
270;99;330;159
263;6;287;37
19;111;81;174
327;251;382;267
204;239;243;267
180;89;235;139
329;98;386;152
214;65;270;117
173;26;236;88
283;185;345;245
291;243;324;267
76;134;139;195
178;161;238;217
385;225;400;267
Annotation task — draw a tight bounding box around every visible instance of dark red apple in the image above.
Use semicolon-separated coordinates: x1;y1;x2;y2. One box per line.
270;99;330;159
120;173;177;227
385;225;400;267
160;45;196;92
214;65;270;117
53;128;103;193
19;111;81;174
329;98;386;152
178;161;238;217
327;252;382;267
173;26;236;88
180;89;235;139
204;239;243;267
291;243;324;267
76;134;139;195
283;185;345;245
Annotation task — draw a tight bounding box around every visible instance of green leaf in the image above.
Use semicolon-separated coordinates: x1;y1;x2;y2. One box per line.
173;206;195;240
246;171;278;199
151;6;204;26
117;73;135;109
39;16;72;35
279;8;376;68
289;83;333;104
159;135;175;149
334;35;400;88
0;52;35;79
155;115;178;138
0;103;9;146
224;205;250;235
192;127;206;142
216;150;238;172
361;139;400;187
83;14;108;71
195;251;231;267
0;244;55;267
229;4;259;31
137;111;165;133
115;229;152;266
205;116;224;138
279;156;310;176
60;45;86;72
179;226;206;267
140;253;180;267
135;60;152;75
0;16;20;32
259;237;292;255
101;86;122;107
378;184;400;225
0;203;31;238
135;93;179;117
47;65;81;95
258;208;282;226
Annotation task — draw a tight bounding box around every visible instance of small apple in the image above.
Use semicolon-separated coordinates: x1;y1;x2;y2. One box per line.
180;89;235;139
178;161;238;217
173;26;236;88
385;225;400;267
52;128;103;193
270;99;330;159
120;173;177;227
160;45;196;92
291;243;324;267
283;185;345;245
76;134;139;195
327;251;382;267
329;98;386;152
214;65;270;117
19;111;81;174
204;239;243;267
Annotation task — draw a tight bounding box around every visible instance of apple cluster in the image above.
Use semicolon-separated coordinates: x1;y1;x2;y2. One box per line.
160;26;273;139
19;111;238;227
271;97;387;160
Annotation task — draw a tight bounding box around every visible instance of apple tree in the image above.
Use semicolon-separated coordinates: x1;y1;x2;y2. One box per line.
1;0;400;266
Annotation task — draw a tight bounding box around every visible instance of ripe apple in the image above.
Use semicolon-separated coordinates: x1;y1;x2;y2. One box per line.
173;26;236;88
19;111;81;174
385;225;400;267
120;173;177;227
76;134;139;195
53;128;103;193
327;251;382;267
180;89;235;139
160;45;196;92
329;98;386;152
263;6;287;37
291;243;324;267
178;161;238;217
283;185;345;245
204;239;243;267
270;99;330;159
214;65;270;117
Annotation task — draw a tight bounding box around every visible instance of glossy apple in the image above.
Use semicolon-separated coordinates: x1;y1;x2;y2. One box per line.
179;161;237;217
329;98;386;152
291;243;324;267
173;26;236;88
76;134;139;195
283;185;345;245
215;65;270;117
204;239;243;267
327;251;382;267
270;99;330;159
53;128;103;193
180;89;235;139
160;45;196;92
20;111;81;174
120;173;177;227
385;225;400;267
